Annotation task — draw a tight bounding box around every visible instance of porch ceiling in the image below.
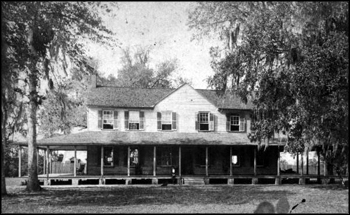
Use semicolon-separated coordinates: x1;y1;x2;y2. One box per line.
13;131;287;147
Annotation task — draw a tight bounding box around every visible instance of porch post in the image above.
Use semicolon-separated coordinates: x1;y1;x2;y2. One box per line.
254;146;257;176
74;146;77;177
317;149;321;182
18;146;22;177
179;146;181;177
229;146;232;176
205;146;208;177
277;146;280;177
324;152;327;177
127;146;130;176
296;152;299;174
43;149;46;174
36;148;39;170
46;146;49;183
100;146;104;176
153;146;156;176
306;150;309;175
49;150;52;173
301;152;303;176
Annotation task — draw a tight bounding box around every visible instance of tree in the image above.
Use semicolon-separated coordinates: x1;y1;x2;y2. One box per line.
103;45;182;88
38;74;89;138
1;2;118;192
188;2;348;172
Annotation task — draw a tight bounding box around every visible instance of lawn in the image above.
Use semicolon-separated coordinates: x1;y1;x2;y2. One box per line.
1;184;348;213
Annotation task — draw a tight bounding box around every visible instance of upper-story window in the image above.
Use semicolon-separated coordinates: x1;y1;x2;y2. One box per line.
98;110;118;130
157;111;177;131
195;112;214;131
125;111;145;130
226;114;246;132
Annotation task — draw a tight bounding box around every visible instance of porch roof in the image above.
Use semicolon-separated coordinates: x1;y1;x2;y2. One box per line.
14;131;286;147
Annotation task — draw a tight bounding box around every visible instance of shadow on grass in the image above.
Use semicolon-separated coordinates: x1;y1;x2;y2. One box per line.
2;185;296;207
307;184;349;191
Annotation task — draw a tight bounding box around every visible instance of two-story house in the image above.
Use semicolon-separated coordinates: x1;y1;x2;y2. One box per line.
15;75;288;186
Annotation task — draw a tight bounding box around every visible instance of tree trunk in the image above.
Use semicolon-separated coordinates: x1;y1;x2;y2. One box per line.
1;117;7;196
1;6;7;196
25;70;41;192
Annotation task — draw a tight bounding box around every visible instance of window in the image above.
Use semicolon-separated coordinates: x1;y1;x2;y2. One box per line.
226;114;246;132
103;147;114;167
230;115;240;131
98;110;118;130
157;147;175;166
103;110;113;129
195;112;214;131
157;111;177;131
125;111;144;130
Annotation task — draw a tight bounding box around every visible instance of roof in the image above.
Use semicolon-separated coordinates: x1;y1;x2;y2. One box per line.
86;84;253;109
196;89;253;110
86;87;175;108
13;131;286;147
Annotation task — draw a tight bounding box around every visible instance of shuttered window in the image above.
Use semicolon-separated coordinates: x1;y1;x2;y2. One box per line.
125;110;144;131
98;110;118;130
196;112;215;131
227;114;246;132
157;111;177;131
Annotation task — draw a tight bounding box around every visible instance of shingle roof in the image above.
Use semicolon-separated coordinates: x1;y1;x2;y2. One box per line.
86;87;175;108
13;131;286;146
87;85;253;109
196;89;253;110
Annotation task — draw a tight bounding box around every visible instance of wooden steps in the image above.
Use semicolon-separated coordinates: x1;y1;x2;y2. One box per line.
183;177;205;185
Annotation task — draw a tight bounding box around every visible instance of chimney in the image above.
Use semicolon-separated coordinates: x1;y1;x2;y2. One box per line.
90;74;97;89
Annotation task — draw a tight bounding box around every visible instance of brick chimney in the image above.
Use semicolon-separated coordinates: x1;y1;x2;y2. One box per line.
90;74;97;89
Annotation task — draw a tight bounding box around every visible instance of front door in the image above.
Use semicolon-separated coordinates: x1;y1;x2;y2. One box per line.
181;147;194;175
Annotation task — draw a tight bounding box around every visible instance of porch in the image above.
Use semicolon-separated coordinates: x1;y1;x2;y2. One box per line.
14;173;345;186
13;131;347;186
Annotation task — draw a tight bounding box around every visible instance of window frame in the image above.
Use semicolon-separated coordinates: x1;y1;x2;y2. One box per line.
157;111;177;131
196;112;214;131
156;147;175;166
226;114;246;132
99;110;118;130
125;110;145;131
230;115;240;131
102;110;114;129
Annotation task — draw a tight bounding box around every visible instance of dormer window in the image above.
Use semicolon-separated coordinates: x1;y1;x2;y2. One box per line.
125;111;145;131
98;110;118;130
226;114;246;132
157;111;177;131
195;112;214;131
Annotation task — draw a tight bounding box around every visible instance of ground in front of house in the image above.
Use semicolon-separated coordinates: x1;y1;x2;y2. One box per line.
1;184;348;213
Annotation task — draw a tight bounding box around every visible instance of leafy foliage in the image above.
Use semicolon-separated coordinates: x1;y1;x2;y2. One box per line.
99;46;187;88
1;1;118;192
188;2;348;167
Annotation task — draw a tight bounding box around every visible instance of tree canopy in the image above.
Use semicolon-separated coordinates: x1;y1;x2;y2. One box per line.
188;1;348;165
99;45;190;88
1;1;118;192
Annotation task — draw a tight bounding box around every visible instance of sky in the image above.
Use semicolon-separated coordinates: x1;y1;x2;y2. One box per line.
87;2;220;89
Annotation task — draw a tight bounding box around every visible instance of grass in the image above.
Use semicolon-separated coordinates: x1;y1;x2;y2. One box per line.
1;184;348;213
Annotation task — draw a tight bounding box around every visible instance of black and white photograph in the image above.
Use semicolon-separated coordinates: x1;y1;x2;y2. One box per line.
1;1;348;213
